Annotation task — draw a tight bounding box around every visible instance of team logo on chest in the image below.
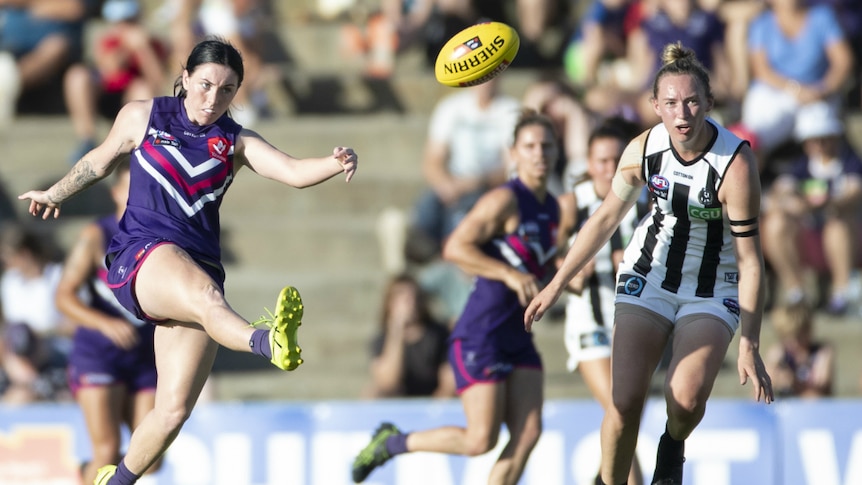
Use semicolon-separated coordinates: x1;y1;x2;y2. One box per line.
208;137;231;163
689;187;722;220
698;187;717;207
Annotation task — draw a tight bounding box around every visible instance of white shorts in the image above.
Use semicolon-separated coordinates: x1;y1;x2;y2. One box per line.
563;288;613;372
614;272;740;337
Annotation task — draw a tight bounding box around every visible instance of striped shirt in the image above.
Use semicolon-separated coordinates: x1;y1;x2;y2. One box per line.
619;118;747;297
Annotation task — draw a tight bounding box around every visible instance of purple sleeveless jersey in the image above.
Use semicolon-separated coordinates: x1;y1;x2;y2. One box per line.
107;95;241;267
450;178;559;349
105;96;241;320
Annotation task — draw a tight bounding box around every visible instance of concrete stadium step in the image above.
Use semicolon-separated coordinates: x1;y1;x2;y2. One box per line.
222;176;425;216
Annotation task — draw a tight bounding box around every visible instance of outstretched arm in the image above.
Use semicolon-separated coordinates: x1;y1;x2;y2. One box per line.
18;100;148;218
236;129;357;187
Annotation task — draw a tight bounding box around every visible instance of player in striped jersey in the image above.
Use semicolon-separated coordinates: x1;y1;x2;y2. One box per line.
526;42;774;485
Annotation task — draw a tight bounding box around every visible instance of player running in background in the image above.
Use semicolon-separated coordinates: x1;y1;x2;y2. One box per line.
352;110;560;485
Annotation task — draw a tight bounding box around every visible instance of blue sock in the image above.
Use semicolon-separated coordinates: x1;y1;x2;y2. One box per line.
249;329;272;359
109;460;140;485
384;433;409;456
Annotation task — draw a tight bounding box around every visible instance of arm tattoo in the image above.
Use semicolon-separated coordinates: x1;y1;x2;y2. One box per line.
48;159;103;204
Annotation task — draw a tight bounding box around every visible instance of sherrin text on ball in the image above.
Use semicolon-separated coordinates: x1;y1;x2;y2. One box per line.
434;21;520;87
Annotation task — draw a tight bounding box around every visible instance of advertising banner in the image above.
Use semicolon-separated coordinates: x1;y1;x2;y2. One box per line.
0;398;859;484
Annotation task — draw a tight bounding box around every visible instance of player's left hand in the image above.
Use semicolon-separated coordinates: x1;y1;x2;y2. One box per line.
738;339;774;404
334;146;358;182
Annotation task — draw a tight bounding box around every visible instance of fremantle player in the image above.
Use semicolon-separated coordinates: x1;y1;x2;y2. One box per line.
353;110;559;485
20;38;358;485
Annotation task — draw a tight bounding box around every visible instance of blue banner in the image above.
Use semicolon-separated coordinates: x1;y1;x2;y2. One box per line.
0;398;859;484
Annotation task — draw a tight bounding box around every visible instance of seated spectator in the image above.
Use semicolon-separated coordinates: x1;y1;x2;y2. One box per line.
810;0;862;111
0;225;72;403
562;0;647;90
401;78;520;323
713;0;765;103
411;76;520;256
340;0;438;79
631;0;731;123
738;0;854;166
363;273;455;399
64;0;168;164
761;105;862;312
0;0;88;127
765;303;833;399
507;0;570;68
166;0;287;125
583;0;729;127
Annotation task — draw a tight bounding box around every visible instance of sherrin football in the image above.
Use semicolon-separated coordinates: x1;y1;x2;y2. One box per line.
434;21;520;88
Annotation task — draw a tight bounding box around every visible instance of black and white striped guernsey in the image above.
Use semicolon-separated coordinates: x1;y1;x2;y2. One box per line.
618;118;748;298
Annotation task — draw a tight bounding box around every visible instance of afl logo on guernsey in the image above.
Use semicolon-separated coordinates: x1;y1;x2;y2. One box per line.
649;175;669;199
153;130;180;147
208;137;231;163
617;274;646;297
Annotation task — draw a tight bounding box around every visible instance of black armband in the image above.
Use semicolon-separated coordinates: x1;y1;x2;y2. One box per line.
729;217;758;226
731;228;760;238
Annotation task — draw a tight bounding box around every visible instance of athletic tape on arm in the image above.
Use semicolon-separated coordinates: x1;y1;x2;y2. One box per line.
611;138;644;203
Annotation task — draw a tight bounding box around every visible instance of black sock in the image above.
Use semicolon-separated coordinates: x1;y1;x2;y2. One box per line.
659;423;685;457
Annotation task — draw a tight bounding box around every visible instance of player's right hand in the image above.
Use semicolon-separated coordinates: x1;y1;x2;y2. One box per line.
524;285;562;332
18;190;61;219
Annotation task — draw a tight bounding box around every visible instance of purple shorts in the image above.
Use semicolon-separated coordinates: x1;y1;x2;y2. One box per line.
106;238;225;323
449;337;543;393
67;326;157;397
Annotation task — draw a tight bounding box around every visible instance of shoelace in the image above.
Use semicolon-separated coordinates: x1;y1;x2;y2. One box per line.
251;307;277;328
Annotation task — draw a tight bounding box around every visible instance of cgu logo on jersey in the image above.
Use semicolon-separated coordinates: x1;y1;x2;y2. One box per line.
153;130;180;147
688;205;722;220
207;137;231;163
649;175;669;199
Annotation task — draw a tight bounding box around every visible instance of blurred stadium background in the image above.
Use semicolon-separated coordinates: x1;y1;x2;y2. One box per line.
1;1;861;483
